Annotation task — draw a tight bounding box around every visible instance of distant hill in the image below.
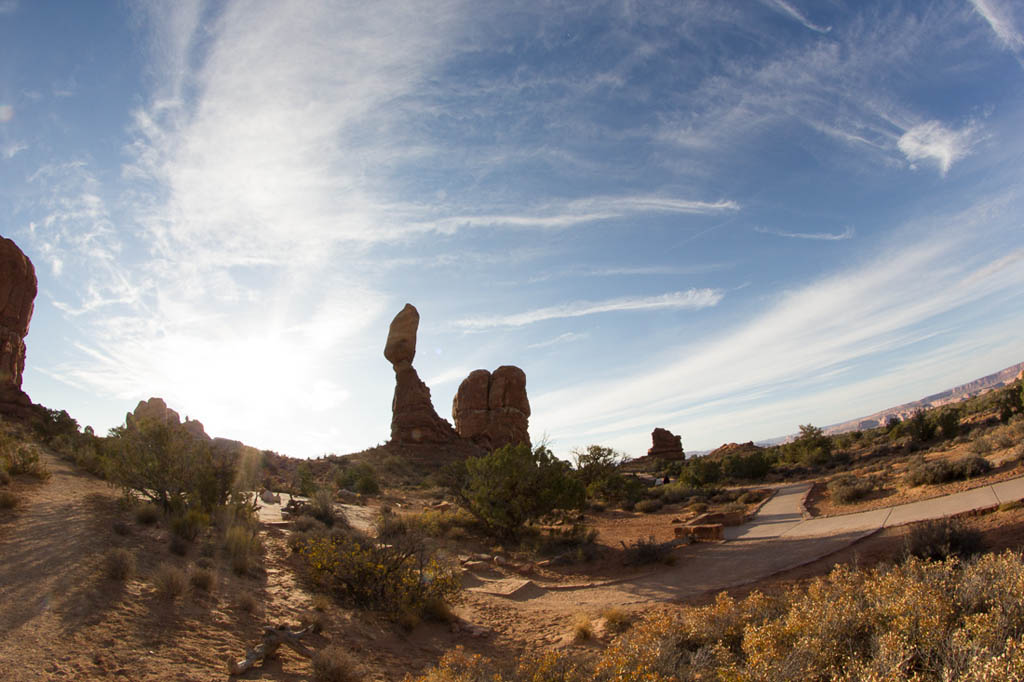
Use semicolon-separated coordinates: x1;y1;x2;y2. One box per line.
819;360;1023;436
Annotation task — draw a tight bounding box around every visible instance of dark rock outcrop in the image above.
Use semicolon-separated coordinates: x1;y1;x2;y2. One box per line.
384;304;459;446
647;427;684;460
126;397;211;439
452;365;531;450
0;237;38;417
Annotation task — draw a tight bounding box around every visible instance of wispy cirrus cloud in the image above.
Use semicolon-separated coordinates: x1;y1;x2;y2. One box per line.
969;0;1024;60
755;226;855;241
761;0;831;33
527;332;589;349
455;289;724;330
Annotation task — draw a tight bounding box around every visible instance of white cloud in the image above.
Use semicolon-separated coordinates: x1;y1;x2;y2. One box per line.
2;141;26;158
898;121;976;175
0;105;13;122
456;289;724;330
762;0;831;34
969;0;1024;58
755;226;855;240
531;193;1024;455
527;332;589;349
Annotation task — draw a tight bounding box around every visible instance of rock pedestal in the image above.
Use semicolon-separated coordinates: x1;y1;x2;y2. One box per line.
648;427;684;460
452;365;531;451
384;304;459;446
0;237;38;417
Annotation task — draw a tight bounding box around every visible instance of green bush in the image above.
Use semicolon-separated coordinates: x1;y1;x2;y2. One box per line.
678;457;723;487
586;473;646;509
571;444;627;488
3;444;50;480
310;488;344;528
934;408;961;439
445;443;584;542
335;463;379;495
105;419;234;512
906;409;938;442
622;536;675;566
722;451;772;480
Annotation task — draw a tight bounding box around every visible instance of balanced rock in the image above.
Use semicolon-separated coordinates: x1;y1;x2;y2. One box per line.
0;237;38;416
648;427;684;460
384;304;458;445
453;365;531;450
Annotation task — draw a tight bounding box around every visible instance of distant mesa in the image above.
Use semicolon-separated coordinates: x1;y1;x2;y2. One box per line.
0;236;39;418
452;365;531;451
126;397;211;441
648;427;685;460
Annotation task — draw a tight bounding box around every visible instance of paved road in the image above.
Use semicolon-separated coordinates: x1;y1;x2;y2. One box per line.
727;476;1024;541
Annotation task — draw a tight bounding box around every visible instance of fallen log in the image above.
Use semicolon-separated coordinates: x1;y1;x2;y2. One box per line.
228;623;316;675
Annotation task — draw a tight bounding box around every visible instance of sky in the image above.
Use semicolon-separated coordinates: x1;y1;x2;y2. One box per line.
1;0;1022;460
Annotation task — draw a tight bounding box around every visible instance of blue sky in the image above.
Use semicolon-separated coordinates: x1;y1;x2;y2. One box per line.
1;1;1022;459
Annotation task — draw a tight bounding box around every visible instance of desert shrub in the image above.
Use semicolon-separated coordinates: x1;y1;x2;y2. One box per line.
312;645;361;682
105;548;135;580
106;419;235;512
601;607;633;634
905;457;957;486
310;488;344;528
171;509;210;541
904;517;983;561
781;424;834;466
0;490;18;509
152;563;187;599
678;456;723;487
737;490;766;505
189;565;213;591
374;509;408;539
298;531;459;618
722;451;772;480
658;483;694;504
528;523;600;561
587;473;646;509
444;443;585;542
635;498;664;514
292;514;326;533
168;535;189;556
301;608;330;633
690;501;709;513
0;464;8;486
905;408;938;443
572;613;593;642
335;463;379;495
827;475;875;505
225;523;262;576
622;536;675;566
935;408;962;439
236;593;258;614
957;454;993;478
3;444;50;480
134;502;161;525
571;444;627;489
112;520;131;536
969;438;994;455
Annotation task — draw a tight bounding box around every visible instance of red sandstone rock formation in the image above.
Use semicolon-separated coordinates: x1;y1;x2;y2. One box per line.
384;304;459;445
0;237;38;416
647;427;684;459
126;397;211;439
452;365;531;451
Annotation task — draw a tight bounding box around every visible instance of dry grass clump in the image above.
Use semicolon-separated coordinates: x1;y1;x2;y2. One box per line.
312;645;361;682
104;548;135;581
152;563;187;600
409;551;1024;682
600;607;633;634
225;523;262;576
622;536;675;566
904;517;983;561
189;565;213;592
634;498;664;514
572;613;593;642
905;455;992;486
